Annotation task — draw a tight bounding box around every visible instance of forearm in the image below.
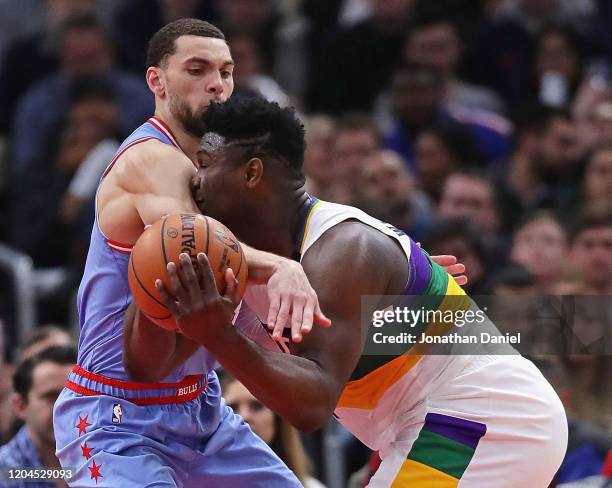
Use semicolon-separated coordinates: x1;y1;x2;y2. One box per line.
209;328;337;431
241;243;285;283
123;306;179;382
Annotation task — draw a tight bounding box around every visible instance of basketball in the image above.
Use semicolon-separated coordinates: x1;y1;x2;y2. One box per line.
128;213;248;330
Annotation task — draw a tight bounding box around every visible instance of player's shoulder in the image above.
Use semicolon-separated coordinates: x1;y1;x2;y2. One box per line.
303;219;403;270
111;138;194;183
122;138;191;170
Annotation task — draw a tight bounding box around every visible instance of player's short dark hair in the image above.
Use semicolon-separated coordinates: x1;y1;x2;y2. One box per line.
13;345;76;399
571;203;612;241
146;18;225;68
202;96;306;181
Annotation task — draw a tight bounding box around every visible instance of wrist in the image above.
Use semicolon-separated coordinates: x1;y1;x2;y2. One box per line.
245;246;287;283
201;321;241;357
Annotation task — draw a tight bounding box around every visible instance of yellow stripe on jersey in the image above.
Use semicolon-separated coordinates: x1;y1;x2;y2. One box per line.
391;459;459;487
337;353;422;410
338;276;469;411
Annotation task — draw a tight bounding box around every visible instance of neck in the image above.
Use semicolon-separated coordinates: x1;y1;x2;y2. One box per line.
238;189;310;258
153;108;201;161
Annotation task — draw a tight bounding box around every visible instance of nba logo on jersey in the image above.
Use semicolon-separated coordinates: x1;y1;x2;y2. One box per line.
112;404;123;424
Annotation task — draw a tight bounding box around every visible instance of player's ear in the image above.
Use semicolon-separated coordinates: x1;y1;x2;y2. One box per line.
244;158;263;188
146;67;166;97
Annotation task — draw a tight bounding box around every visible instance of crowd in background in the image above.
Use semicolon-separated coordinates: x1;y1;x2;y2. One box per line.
0;0;611;486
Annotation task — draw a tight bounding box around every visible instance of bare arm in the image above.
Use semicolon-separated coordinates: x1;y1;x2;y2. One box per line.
123;302;200;382
156;222;407;430
108;142;329;380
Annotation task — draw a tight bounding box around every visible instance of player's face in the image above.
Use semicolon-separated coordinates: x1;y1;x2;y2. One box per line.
193;133;244;221
19;362;71;448
160;36;234;136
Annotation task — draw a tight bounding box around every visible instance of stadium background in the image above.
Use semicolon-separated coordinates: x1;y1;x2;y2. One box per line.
0;0;611;486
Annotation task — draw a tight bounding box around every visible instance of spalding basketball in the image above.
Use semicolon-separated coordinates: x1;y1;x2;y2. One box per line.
128;213;248;330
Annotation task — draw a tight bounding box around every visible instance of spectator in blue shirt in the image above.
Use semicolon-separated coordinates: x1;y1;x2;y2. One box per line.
383;62;513;168
0;346;76;488
10;11;152;179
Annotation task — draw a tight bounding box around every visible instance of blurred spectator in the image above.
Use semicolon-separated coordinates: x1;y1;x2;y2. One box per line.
564;203;612;295
326;114;381;203
303;115;336;198
403;11;504;114
216;0;279;75
0;331;13;445
489;262;537;295
591;102;612;145
437;168;508;263
423;218;491;294
571;62;612;152
533;24;583;108
0;345;76;487
0;0;96;135
531;356;612;486
414;122;484;200
503;106;585;217
221;373;326;488
307;0;415;114
9;77;121;271
558;451;612;487
8;77;120;325
18;325;75;363
271;0;310;104
382;63;512;168
225;31;290;106
114;0;218;73
11;12;152;177
356;149;433;241
0;325;75;445
510;211;568;293
583;145;612;206
467;0;611;105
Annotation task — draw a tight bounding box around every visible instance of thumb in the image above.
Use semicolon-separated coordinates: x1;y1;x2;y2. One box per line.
223;268;239;306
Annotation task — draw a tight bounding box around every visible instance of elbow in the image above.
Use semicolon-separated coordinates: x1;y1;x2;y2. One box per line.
286;397;335;432
291;414;328;433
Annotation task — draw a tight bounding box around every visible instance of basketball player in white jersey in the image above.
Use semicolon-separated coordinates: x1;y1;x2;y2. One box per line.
153;97;567;487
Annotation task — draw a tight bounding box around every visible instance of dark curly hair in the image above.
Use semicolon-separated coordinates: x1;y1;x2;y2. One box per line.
146;18;225;68
202;96;306;181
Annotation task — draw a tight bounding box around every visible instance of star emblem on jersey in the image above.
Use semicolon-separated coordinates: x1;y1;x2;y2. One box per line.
88;460;103;484
81;441;93;460
75;415;91;436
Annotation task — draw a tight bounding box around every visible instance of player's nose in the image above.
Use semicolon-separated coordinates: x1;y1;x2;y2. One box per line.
206;72;224;94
